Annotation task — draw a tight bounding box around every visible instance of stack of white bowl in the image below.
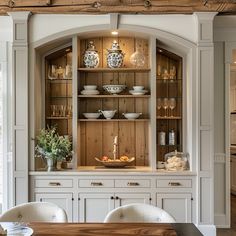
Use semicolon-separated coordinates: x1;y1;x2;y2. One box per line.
81;85;99;95
129;86;148;95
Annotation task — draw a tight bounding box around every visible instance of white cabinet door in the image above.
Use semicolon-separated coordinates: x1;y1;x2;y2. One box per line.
115;193;151;208
79;193;114;223
231;157;236;194
35;193;73;222
156;193;191;223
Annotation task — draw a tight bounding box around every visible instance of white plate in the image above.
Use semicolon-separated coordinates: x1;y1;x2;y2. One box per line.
81;90;100;95
129;90;148;95
7;226;33;236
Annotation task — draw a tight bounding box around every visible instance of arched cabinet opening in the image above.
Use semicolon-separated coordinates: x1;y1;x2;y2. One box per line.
34;31;185;171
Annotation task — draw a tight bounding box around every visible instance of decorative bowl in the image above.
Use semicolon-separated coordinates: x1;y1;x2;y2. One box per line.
84;85;97;90
133;86;144;91
103;85;126;95
122;113;142;119
99;110;116;119
83;113;101;119
95;157;135;168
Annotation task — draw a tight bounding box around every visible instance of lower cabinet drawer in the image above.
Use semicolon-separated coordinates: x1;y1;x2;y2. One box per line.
156;179;192;188
79;179;114;188
35;179;73;188
115;179;150;188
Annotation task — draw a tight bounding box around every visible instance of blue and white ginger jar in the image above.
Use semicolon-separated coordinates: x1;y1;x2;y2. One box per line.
83;41;99;68
107;41;125;68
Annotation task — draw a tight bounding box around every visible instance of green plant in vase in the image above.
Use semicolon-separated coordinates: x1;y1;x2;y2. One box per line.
35;126;72;171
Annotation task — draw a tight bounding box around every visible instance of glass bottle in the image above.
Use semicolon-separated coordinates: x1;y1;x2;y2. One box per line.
169;129;176;145
158;131;166;146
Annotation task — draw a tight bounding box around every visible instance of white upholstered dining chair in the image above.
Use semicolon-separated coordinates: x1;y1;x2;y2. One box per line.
0;202;68;222
104;203;176;223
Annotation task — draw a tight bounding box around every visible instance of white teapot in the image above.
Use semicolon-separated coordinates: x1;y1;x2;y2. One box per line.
99;110;116;119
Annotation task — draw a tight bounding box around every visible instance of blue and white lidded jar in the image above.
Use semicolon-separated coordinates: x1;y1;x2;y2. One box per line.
107;41;125;68
83;41;99;68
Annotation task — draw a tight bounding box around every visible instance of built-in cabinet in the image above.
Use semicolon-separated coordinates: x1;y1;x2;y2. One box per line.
31;32;193;225
30;174;195;223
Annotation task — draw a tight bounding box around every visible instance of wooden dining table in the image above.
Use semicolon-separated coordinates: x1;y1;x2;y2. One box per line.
26;222;203;236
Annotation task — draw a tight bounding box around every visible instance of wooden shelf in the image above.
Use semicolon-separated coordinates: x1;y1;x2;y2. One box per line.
78;119;149;122
47;79;72;83
157;144;181;147
78;68;151;72
156;116;182;120
156;79;182;82
78;95;151;98
50;96;72;99
46;117;72;120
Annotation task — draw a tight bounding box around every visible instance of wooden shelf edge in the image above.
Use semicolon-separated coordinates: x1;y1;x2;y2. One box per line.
156;117;182;120
46;117;72;120
78;68;151;72
78;95;151;98
78;119;150;122
50;96;72;99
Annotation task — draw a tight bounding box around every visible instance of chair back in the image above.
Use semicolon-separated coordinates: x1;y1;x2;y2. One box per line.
0;202;68;222
104;203;176;223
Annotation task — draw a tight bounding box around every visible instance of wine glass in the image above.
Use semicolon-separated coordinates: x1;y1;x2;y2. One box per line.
157;98;162;116
162;98;169;117
169;98;176;117
51;105;56;117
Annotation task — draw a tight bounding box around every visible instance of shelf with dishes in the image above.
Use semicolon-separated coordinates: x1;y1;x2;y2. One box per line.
78;95;150;98
78;119;149;122
76;37;150;167
78;68;150;72
79;85;149;96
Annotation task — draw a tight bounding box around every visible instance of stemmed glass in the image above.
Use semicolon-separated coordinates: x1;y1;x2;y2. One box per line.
162;98;169;117
169;98;176;117
157;98;162;116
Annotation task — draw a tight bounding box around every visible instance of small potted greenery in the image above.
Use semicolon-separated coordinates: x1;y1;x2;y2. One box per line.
35;126;72;171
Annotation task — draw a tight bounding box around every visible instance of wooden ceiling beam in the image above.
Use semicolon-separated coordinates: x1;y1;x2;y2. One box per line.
0;0;236;15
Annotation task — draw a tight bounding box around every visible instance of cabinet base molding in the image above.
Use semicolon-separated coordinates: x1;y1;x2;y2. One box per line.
196;224;216;236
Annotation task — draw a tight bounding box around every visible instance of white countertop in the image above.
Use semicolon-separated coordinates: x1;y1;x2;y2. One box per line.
29;166;197;176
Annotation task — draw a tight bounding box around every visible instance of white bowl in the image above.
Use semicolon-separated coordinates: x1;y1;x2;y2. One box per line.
129;90;148;95
103;85;126;95
99;110;116;119
83;113;101;119
81;90;99;95
122;113;142;119
133;86;144;91
84;85;97;90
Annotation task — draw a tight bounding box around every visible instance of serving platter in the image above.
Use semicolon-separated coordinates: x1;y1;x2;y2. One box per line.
95;157;135;168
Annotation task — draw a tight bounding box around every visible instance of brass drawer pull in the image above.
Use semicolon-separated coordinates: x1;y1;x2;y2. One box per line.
127;182;140;186
91;182;103;186
49;182;61;186
168;182;181;186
